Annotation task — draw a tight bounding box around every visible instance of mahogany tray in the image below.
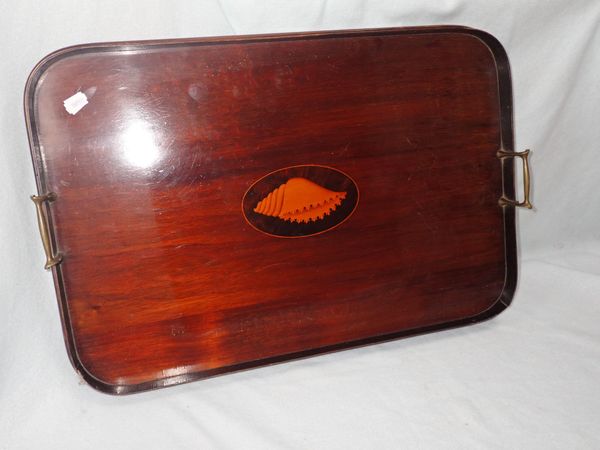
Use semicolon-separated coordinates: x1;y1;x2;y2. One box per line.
25;26;530;394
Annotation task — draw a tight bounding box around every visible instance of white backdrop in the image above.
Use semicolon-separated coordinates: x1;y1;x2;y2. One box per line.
1;1;599;448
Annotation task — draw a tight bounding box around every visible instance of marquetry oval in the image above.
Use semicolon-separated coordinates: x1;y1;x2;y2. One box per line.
243;165;359;238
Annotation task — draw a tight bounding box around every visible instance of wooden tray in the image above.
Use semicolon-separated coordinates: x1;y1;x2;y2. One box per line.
25;26;530;394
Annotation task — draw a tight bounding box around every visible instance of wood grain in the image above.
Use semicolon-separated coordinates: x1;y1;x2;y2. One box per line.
25;26;517;394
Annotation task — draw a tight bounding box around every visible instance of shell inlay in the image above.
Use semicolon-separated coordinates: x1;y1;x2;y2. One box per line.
253;177;347;223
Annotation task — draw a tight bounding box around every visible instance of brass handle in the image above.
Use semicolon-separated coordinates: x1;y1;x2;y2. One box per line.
497;149;533;209
31;192;63;270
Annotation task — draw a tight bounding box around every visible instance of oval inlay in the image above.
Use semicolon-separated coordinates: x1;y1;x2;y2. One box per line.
243;165;359;238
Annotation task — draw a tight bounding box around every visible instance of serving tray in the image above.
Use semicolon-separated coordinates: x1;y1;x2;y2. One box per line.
25;26;531;394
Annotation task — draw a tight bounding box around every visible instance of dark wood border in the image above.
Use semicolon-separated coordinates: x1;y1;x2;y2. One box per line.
24;26;517;395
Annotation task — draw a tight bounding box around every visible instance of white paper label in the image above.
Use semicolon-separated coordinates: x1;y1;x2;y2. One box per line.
63;91;88;115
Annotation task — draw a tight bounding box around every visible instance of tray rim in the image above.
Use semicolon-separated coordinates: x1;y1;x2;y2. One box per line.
24;25;517;395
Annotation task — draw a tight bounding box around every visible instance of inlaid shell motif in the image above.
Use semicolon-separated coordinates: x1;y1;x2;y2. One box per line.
253;177;347;223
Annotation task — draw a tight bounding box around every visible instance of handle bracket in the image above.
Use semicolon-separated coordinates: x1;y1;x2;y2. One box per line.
497;149;533;209
31;192;63;270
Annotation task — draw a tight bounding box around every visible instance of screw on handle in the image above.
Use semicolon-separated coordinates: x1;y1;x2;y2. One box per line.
497;149;533;209
31;192;63;270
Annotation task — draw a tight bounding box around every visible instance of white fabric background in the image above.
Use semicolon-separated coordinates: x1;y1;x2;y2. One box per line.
1;0;599;448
